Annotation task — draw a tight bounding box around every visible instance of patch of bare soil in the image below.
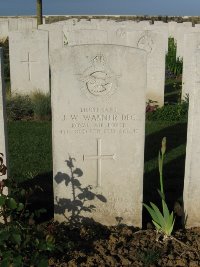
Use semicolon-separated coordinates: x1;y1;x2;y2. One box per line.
49;222;200;267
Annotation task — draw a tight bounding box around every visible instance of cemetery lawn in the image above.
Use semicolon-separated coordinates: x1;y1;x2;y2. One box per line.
7;121;52;182
7;120;200;266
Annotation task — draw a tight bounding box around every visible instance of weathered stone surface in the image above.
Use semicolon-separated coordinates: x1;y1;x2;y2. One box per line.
147;24;169;53
182;33;200;98
169;21;192;41
9;30;49;94
39;24;65;54
154;21;166;25
61;26;165;106
176;27;200;59
51;44;146;226
0;20;9;41
0;48;8;182
8;18;37;31
41;19;165;106
168;21;178;38
183;49;200;228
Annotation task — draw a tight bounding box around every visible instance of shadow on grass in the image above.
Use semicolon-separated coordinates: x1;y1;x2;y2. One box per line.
164;81;182;104
144;122;187;162
20;171;54;223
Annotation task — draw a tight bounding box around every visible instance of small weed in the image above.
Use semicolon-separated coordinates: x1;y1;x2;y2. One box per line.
6;94;33;121
138;249;161;266
6;91;51;121
30;91;51;121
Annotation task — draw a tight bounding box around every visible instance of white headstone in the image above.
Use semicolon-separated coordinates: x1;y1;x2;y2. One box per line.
38;24;65;54
51;44;146;226
0;20;9;41
169;22;192;41
182;22;192;26
168;21;178;38
182;33;200;98
183;49;200;228
154;21;165;26
0;48;8;182
138;21;151;26
9;30;49;94
176;27;200;59
62;26;166;106
117;30;165;106
8;18;37;31
147;24;169;53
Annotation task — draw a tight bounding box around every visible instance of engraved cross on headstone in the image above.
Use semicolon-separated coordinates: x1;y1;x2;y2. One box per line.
21;52;37;81
83;138;116;187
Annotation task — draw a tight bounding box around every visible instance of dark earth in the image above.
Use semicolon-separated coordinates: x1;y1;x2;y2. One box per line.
47;221;200;267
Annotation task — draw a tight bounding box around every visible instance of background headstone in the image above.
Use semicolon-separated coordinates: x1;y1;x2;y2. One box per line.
0;48;8;183
182;32;200;98
8;18;37;31
9;30;49;94
183;49;200;228
176;27;200;59
0;20;9;41
38;24;65;54
147;24;169;53
51;44;146;226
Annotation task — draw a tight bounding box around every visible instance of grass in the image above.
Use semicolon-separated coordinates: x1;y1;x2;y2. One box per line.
164;80;182;104
7;121;52;182
145;120;187;172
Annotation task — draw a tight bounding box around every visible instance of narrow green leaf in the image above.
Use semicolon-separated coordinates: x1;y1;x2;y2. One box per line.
168;218;175;235
150;202;165;227
158;151;162;174
162;200;170;221
161;137;166;156
143;203;159;223
157;189;165;201
152;220;161;231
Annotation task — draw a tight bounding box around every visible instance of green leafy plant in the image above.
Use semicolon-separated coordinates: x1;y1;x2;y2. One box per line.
146;97;189;121
166;38;183;78
143;137;175;239
6;94;33;121
6;92;52;121
31;91;51;121
0;153;55;266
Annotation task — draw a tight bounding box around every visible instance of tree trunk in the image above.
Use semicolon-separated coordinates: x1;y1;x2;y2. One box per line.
37;0;43;26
